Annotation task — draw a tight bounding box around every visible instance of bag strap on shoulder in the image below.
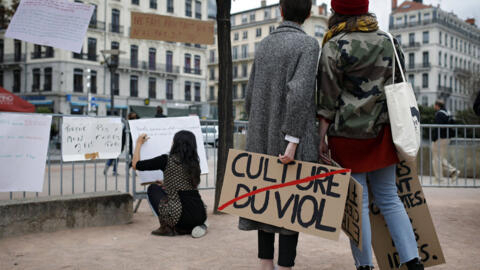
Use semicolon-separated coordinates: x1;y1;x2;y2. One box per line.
386;32;406;84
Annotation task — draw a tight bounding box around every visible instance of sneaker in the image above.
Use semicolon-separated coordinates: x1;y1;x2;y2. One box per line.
151;225;175;237
191;224;207;238
449;170;460;182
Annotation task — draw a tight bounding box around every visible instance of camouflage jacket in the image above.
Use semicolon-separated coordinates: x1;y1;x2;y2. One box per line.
316;30;405;139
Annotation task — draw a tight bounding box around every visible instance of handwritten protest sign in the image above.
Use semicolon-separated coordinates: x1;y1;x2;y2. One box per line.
218;149;351;240
62;117;122;162
5;0;94;53
0;113;52;192
128;116;208;184
342;176;363;250
130;12;214;44
370;160;445;269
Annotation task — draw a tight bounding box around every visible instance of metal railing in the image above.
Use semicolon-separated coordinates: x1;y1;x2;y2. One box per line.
2;120;478;203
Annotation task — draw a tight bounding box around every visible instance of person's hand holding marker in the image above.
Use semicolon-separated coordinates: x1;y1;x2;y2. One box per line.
137;133;150;146
279;142;297;164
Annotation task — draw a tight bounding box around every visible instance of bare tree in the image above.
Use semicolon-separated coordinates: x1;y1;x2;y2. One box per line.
213;0;234;214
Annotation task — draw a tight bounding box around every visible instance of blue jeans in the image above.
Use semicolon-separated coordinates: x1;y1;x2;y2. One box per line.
350;164;418;267
105;159;117;173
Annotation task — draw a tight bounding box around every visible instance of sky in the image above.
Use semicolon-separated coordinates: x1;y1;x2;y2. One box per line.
231;0;480;31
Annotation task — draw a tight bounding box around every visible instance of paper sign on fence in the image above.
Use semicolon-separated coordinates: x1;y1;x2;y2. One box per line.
128;116;208;184
5;0;94;53
61;117;122;162
370;160;445;270
0;113;52;192
218;149;351;240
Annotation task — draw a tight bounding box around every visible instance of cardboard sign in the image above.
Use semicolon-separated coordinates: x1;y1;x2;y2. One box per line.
130;12;214;44
370;160;445;269
0;113;52;192
128;116;208;184
342;176;363;250
62;117;122;161
6;0;94;53
218;149;351;240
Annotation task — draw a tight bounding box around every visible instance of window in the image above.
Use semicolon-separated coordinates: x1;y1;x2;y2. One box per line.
90;70;97;94
256;28;262;37
13;70;21;93
455;38;458;50
132;0;139;5
87;38;96;61
130;75;138;97
33;45;42;59
408;53;415;68
254;42;260;53
209;86;215;100
150;0;157;9
250;12;255;22
315;25;325;38
233;65;238;78
209;49;215;63
195;0;201;19
131;45;138;68
439;31;442;45
32;68;40;91
422;51;429;67
264;9;271;20
450;36;453;48
14;40;22;61
44;68;52;91
424;13;430;21
167;0;174;13
422;96;428;106
243;31;248;40
396;17;402;25
166;51;173;72
45;46;54;58
241;44;248;58
166;79;173;100
111;73;119;95
241;83;246;98
422;73;428;88
194;55;201;75
74;68;83;93
242;14;248;23
148;77;156;98
408;33;415;45
111;41;119;66
90;4;97;27
185;81;191;101
233;84;238;99
149;48;156;70
234;32;239;41
0;39;3;63
444;53;447;67
194;82;201;102
437;74;441;87
111;9;120;33
438;52;441;66
184;53;191;73
185;0;192;17
408;74;414;87
242;63;248;77
232;46;238;60
230;16;235;26
0;70;3;88
210;68;215;80
269;25;275;33
422;31;429;44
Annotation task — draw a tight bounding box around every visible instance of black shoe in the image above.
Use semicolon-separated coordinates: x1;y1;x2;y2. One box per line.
406;258;424;270
357;266;373;270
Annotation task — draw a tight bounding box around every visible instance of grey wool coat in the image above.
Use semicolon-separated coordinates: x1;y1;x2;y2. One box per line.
240;21;320;234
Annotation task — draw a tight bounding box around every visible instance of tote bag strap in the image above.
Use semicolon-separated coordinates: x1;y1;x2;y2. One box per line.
386;32;406;84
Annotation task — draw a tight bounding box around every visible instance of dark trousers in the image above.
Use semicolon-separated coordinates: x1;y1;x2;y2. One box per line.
147;184;167;217
257;230;299;267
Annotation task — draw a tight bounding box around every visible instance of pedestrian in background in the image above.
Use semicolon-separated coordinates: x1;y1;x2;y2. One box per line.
432;100;460;182
155;106;166;118
316;0;423;269
243;0;319;269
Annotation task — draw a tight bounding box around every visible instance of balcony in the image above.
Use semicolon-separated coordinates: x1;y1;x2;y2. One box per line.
109;24;124;34
31;51;55;59
402;42;421;51
1;53;26;63
437;86;452;99
454;68;471;78
88;20;106;31
407;63;431;72
118;58;181;74
184;67;202;75
72;53;98;62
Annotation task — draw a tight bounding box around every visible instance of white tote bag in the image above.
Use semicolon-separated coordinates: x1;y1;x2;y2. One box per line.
385;33;421;161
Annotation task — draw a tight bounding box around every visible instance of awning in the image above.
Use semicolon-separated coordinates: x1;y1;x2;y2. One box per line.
0;87;35;112
70;101;87;107
107;104;128;109
30;100;54;105
130;105;156;118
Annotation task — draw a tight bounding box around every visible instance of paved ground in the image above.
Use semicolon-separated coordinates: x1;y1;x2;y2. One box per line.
0;187;479;270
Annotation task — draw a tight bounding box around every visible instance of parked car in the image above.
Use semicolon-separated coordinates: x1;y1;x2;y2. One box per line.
201;126;218;147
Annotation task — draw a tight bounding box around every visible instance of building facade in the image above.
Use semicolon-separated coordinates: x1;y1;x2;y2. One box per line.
207;2;328;120
0;0;211;117
390;0;480;113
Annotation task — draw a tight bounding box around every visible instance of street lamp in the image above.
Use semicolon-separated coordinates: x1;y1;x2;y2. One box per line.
101;49;125;116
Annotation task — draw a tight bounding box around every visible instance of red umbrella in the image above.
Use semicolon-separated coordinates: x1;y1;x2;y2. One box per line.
0;87;35;113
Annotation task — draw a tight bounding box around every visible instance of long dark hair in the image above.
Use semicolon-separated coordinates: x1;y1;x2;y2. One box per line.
170;130;201;187
328;12;376;29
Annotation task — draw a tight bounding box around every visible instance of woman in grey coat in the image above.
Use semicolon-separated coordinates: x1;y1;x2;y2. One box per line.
242;0;319;269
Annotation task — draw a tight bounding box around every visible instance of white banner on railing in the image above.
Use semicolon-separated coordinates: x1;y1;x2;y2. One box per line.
129;116;208;184
0;113;52;192
61;117;122;162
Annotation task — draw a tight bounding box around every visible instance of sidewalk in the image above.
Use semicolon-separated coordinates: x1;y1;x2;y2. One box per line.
0;188;479;270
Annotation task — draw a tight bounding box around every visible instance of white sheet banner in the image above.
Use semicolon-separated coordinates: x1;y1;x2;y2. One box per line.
62;117;122;162
129;116;208;184
5;0;94;53
0;113;52;192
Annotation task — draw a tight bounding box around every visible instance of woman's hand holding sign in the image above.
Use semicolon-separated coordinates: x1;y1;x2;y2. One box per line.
279;142;298;164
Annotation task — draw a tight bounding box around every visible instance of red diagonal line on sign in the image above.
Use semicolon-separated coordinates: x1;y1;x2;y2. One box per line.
217;168;351;211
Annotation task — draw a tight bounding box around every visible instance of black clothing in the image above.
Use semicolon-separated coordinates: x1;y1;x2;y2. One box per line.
136;154;169;171
474;91;480;116
257;230;299;267
147;184;168;217
432;109;453;141
155;113;166;118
